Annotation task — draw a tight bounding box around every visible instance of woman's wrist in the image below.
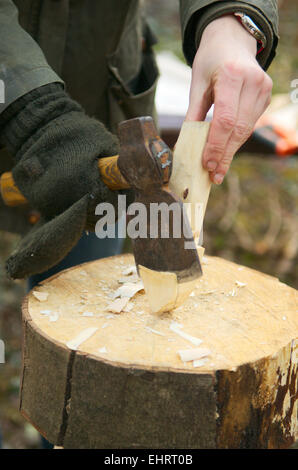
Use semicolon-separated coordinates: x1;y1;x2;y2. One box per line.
201;14;257;57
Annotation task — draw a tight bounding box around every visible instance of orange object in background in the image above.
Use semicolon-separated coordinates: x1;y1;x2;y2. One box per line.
251;123;298;157
240;96;298;157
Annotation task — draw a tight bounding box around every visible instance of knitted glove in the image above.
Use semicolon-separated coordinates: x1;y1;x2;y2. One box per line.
0;83;122;279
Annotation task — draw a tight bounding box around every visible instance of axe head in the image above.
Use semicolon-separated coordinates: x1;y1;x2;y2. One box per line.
117;116;202;283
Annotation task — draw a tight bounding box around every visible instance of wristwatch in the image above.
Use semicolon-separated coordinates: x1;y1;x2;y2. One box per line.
234;12;267;52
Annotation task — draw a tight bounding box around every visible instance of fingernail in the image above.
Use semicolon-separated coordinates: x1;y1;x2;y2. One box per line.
214;173;224;185
206;160;217;171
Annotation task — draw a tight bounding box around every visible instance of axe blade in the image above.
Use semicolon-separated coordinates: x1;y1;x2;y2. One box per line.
130;188;202;282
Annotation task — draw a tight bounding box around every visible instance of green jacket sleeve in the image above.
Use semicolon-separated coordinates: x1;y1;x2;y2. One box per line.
0;0;63;115
179;0;279;70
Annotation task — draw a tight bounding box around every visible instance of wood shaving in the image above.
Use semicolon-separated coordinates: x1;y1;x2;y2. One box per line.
40;310;51;315
229;289;237;297
123;302;134;312
98;347;107;353
170;322;203;346
112;281;144;300
121;265;137;276
49;312;59;322
193;358;209;368
66;327;98;350
235;280;246;288
106;297;130;314
145;327;165;336
178;348;211;362
118;274;139;284
33;291;49;302
82;312;94;317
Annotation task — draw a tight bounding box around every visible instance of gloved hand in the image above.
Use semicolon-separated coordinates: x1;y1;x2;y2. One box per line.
0;83;123;279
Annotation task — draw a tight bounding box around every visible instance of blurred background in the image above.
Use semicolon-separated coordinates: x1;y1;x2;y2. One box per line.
0;0;297;448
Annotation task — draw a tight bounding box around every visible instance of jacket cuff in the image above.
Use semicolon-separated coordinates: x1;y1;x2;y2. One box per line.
0;66;64;115
182;1;278;70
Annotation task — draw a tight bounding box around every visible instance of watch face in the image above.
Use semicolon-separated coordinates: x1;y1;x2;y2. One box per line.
234;12;267;48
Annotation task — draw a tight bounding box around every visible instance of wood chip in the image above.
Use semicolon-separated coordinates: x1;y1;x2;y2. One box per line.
170;322;203;346
66;327;98;350
118;274;139;284
193;358;209;368
178;348;211;362
235;280;246;288
106;297;130;313
49;312;59;322
201;290;217;295
121;265;137;276
40;310;51;316
145;327;165;336
82;312;94;317
98;347;107;354
123;302;134;312
33;291;49;302
112;282;144;300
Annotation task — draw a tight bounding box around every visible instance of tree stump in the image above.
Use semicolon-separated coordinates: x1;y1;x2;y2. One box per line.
20;254;298;449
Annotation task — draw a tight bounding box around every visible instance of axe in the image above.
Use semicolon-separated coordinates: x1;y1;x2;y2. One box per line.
0;117;211;313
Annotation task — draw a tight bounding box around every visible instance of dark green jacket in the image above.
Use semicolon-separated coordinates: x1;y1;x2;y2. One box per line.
0;0;278;234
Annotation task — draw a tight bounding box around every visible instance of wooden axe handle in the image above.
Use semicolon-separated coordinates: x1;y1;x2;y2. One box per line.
98;155;130;190
0;155;130;207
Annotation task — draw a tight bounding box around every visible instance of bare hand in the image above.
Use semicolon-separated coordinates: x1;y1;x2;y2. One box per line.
186;15;273;184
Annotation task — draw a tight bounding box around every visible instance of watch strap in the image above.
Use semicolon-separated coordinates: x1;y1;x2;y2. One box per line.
234;11;267;54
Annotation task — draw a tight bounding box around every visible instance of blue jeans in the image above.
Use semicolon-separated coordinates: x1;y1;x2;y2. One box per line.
28;231;125;289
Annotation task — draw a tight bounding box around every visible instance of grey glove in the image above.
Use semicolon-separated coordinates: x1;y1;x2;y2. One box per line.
0;83;123;279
